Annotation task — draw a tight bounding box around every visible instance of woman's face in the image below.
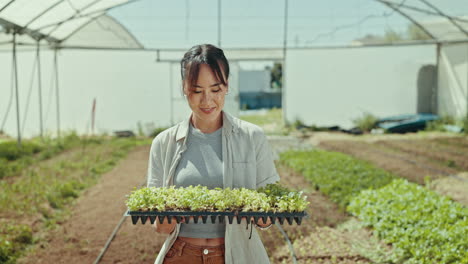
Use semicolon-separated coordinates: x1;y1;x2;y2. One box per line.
184;64;228;128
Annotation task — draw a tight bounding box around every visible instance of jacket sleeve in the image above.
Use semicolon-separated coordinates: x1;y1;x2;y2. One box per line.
254;130;280;189
147;137;165;188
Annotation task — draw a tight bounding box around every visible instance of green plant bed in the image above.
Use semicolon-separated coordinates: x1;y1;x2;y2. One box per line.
0;137;150;264
280;150;395;208
0;132;86;179
126;184;309;225
348;179;468;264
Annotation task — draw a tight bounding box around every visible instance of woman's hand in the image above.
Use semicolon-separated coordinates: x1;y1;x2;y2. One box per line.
242;216;272;229
255;217;272;229
153;217;181;234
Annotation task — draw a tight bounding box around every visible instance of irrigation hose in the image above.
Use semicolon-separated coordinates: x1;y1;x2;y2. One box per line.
92;211;128;264
275;223;298;264
93;179;146;264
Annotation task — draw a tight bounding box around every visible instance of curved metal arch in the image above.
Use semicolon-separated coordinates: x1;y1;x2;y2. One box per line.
0;0;15;14
0;0;140;45
23;0;64;29
419;0;468;37
375;0;436;39
38;0;104;37
59;13;143;48
35;0;140;42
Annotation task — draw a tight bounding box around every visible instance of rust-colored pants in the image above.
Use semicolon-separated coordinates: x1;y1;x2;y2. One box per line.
163;238;225;264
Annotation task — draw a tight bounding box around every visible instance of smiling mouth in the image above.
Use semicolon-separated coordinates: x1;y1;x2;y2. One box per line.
200;107;216;114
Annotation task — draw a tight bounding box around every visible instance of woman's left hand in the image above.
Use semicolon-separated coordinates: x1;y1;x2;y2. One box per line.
242;216;272;229
255;217;272;228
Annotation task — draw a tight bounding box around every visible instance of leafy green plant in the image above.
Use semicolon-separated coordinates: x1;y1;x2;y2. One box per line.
348;179;468;264
0;141;43;161
352;112;378;133
0;222;33;264
280;150;395;208
126;183;309;213
426;115;456;132
0;132;87;179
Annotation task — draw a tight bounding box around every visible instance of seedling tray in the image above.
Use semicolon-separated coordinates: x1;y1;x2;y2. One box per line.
126;210;307;225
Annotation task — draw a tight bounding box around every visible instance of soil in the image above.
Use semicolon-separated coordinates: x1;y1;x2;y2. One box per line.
315;134;468;184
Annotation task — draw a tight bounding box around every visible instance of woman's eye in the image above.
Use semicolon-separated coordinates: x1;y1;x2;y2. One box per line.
194;90;202;94
213;89;221;93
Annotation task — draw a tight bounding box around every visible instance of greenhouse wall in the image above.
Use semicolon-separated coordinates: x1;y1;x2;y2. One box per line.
284;45;437;128
0;49;239;138
438;42;468;118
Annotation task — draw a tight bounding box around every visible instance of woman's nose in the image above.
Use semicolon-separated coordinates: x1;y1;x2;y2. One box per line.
201;92;213;103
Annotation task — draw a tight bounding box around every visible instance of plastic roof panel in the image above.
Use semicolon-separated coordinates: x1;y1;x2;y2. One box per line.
0;0;60;26
46;12;103;40
0;0;135;43
64;14;143;48
0;13;142;50
379;0;468;41
27;0;130;32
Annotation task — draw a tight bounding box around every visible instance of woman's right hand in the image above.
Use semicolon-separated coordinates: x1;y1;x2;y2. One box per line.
153;217;180;234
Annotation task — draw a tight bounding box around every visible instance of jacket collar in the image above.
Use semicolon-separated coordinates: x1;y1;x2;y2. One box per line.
175;111;238;142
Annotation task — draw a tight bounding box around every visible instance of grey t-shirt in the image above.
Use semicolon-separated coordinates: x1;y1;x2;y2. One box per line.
174;123;225;238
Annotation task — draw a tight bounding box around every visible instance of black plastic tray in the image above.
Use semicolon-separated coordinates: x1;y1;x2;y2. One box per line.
126;210;307;225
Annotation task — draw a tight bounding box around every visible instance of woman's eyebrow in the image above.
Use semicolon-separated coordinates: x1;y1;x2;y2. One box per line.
194;83;221;88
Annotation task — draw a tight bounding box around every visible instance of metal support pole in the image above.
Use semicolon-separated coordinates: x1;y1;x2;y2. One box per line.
217;0;221;47
282;0;288;125
435;43;441;114
13;32;21;147
185;0;189;43
36;40;44;138
170;63;174;126
54;48;61;139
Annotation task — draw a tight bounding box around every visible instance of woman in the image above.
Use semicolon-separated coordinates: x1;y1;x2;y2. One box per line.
147;44;280;264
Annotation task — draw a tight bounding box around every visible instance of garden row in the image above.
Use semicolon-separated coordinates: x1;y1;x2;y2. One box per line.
280;150;468;264
0;132;102;179
0;136;150;264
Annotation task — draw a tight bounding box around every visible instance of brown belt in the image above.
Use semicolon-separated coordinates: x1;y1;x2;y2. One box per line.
169;239;225;257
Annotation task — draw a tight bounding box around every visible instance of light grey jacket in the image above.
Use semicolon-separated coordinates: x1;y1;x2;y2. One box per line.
147;111;280;264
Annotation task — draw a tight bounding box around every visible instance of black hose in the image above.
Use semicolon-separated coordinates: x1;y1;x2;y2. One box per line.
93;179;146;264
275;223;298;264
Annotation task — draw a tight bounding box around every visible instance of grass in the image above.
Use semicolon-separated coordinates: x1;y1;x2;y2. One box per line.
0;136;150;264
280;150;396;208
0;133;85;179
240;108;283;126
239;108;290;135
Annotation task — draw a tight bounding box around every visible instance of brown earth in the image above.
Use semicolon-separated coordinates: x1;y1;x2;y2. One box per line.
317;137;467;184
309;132;468;205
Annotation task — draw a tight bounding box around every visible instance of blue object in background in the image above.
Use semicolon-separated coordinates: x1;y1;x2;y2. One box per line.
239;92;282;110
377;113;439;133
